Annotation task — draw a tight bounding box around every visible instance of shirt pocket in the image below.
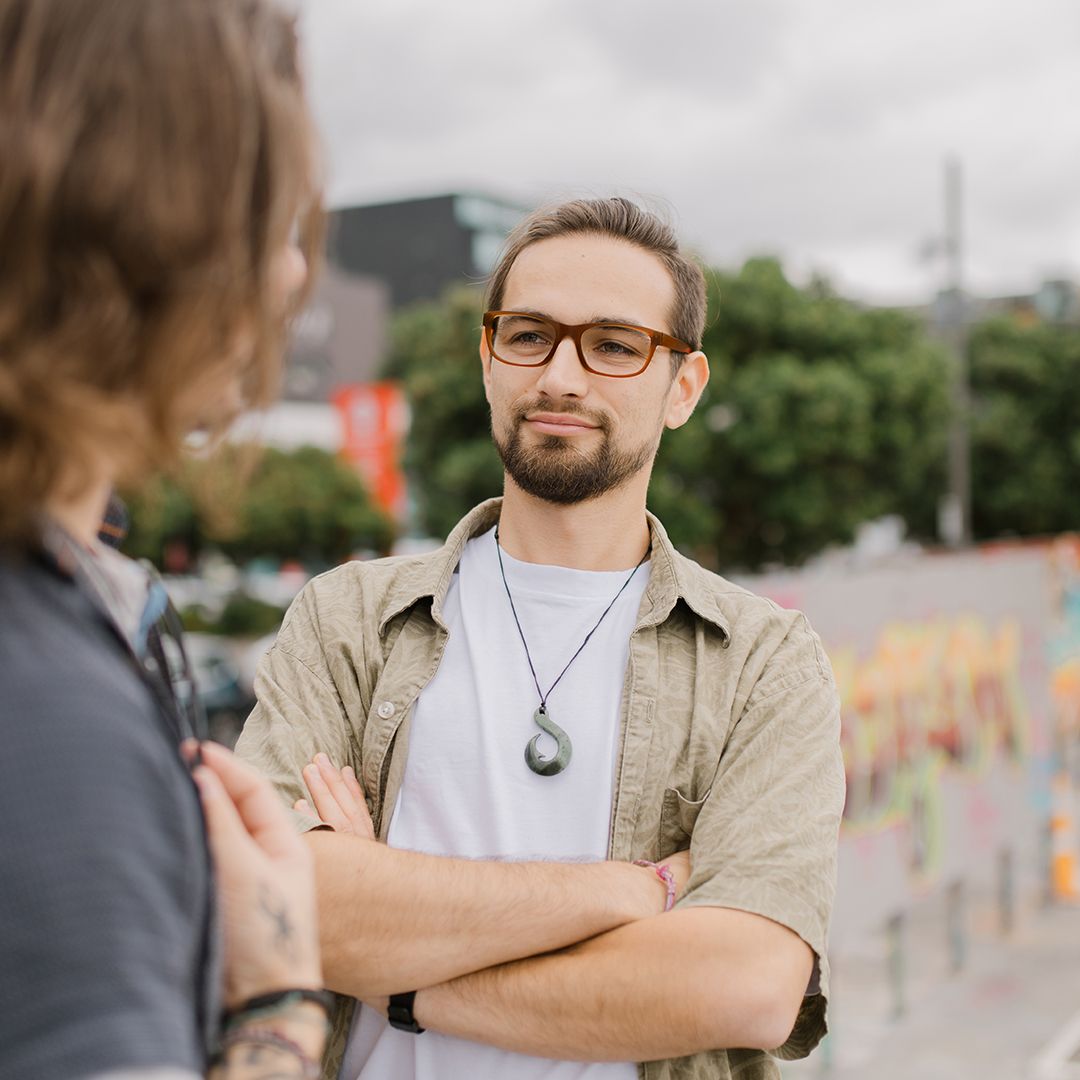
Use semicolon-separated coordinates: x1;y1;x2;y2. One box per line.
659;786;711;857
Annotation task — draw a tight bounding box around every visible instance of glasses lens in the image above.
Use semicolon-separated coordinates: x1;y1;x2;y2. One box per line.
490;314;556;366
581;324;653;375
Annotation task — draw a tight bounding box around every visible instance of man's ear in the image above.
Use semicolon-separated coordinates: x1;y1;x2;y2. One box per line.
664;351;710;430
480;335;493;405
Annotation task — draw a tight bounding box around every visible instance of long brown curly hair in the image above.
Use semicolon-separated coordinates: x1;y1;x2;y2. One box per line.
0;0;324;544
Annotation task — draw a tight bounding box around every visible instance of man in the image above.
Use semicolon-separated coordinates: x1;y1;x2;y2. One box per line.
236;197;845;1080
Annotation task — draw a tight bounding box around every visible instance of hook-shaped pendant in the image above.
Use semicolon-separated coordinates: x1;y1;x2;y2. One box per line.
525;705;572;776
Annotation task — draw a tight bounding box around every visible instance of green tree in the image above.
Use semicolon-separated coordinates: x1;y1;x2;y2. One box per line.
124;446;394;569
386;288;502;539
970;317;1080;538
657;259;951;568
123;471;199;567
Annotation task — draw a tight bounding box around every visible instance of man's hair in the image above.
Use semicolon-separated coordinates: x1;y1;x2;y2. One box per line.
0;0;322;544
484;197;708;371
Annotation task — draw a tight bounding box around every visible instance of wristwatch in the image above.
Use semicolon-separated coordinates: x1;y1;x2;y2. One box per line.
387;990;425;1034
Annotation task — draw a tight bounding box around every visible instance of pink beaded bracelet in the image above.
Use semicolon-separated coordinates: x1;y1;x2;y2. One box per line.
215;1026;320;1079
634;859;676;912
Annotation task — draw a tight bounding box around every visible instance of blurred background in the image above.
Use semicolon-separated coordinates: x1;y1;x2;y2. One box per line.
123;2;1080;1075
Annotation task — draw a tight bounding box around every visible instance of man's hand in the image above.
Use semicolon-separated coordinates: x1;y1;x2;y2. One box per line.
296;753;375;840
295;753;690;915
187;741;322;1010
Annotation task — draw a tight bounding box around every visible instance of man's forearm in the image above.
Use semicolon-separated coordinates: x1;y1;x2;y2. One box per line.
411;907;813;1061
309;831;669;997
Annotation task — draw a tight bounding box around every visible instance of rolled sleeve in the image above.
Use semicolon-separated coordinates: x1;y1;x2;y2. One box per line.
234;588;356;831
677;615;845;1059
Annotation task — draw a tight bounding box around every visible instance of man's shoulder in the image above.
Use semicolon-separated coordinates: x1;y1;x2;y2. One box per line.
280;544;450;643
0;554;149;718
668;546;816;652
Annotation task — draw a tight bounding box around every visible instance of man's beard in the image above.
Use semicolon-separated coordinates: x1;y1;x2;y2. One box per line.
492;401;656;505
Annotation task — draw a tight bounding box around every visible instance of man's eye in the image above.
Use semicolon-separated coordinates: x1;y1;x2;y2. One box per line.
597;340;639;356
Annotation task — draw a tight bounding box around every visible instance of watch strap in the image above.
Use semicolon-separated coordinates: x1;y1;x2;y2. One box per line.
387;989;425;1034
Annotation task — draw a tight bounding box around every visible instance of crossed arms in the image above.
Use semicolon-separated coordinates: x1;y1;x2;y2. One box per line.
298;755;814;1060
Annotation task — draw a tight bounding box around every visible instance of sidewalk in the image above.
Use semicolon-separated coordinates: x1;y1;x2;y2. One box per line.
783;902;1080;1080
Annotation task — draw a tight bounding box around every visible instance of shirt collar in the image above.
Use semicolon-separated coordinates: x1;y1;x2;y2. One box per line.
38;516;156;654
638;511;732;645
378;497;731;645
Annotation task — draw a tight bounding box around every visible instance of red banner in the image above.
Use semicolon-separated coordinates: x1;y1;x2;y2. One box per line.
332;382;409;521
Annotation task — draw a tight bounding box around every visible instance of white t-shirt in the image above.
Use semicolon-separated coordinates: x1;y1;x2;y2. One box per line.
341;526;648;1080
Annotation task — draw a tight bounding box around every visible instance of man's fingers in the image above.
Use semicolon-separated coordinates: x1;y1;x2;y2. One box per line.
198;741;300;860
315;753;359;813
342;764;366;803
341;766;376;838
302;761;351;832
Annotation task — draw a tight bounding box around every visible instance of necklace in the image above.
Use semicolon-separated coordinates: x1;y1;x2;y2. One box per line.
494;527;650;777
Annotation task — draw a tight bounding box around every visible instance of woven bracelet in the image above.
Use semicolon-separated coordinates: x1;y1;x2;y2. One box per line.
216;1026;320;1079
633;859;677;912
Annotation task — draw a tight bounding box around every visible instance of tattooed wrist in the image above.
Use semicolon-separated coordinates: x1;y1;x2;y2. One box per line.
258;882;299;963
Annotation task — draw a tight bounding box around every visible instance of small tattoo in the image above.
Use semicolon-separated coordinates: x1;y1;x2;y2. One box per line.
258;882;297;961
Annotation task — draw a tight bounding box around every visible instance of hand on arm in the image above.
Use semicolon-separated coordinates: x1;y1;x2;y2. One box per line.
189;742;327;1079
297;756;690;999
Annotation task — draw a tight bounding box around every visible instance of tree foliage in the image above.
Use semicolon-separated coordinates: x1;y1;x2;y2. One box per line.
970;317;1080;539
124;445;394;569
653;258;951;567
385;288;502;539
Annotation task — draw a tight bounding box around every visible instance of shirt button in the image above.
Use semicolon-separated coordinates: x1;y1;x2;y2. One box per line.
376;701;395;719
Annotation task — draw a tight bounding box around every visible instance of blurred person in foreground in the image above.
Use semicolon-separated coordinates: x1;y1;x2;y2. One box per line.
237;198;846;1080
0;0;333;1077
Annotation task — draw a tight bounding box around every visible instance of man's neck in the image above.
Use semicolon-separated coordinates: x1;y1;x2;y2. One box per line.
495;479;652;571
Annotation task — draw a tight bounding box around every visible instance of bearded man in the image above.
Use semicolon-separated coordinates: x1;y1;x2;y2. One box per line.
236;197;845;1080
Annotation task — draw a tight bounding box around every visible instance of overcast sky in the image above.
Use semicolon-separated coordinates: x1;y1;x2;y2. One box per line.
296;0;1079;304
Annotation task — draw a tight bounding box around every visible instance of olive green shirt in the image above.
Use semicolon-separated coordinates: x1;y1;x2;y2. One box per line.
236;498;844;1080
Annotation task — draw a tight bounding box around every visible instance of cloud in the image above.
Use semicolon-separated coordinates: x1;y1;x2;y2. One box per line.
296;0;1080;302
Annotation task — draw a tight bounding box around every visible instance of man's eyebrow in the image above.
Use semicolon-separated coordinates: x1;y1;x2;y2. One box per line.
502;309;652;328
590;315;649;328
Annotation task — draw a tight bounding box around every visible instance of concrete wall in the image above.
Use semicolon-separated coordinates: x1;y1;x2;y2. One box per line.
737;537;1080;947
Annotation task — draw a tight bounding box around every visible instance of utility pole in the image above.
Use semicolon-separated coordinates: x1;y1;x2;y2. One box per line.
938;156;972;547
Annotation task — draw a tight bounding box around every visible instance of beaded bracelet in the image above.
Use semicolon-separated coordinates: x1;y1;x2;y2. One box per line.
215;1027;320;1079
633;859;677;912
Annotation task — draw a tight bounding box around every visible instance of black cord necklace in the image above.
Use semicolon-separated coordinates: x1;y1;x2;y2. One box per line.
494;527;650;777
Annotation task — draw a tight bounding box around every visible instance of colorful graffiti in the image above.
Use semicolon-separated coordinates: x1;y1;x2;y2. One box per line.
832;616;1031;879
1048;537;1080;899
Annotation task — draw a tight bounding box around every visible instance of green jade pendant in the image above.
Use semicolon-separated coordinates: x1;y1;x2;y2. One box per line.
525;704;572;776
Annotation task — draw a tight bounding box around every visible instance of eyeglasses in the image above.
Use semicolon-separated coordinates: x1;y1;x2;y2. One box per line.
483;311;693;379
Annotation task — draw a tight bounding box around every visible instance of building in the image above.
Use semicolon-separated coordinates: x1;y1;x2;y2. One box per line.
279;192;526;405
284;263;389;401
326;192;526;309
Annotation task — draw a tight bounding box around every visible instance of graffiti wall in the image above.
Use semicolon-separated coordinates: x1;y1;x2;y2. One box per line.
739;539;1080;944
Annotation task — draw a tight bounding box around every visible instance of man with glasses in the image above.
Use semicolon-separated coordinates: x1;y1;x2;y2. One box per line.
237;197;844;1080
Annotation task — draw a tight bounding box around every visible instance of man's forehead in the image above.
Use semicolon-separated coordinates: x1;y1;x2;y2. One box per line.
501;233;676;329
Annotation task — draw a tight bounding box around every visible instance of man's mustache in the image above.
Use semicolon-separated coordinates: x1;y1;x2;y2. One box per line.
511;400;611;433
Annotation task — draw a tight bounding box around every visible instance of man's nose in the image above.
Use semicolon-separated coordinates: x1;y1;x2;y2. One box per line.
535;334;589;398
